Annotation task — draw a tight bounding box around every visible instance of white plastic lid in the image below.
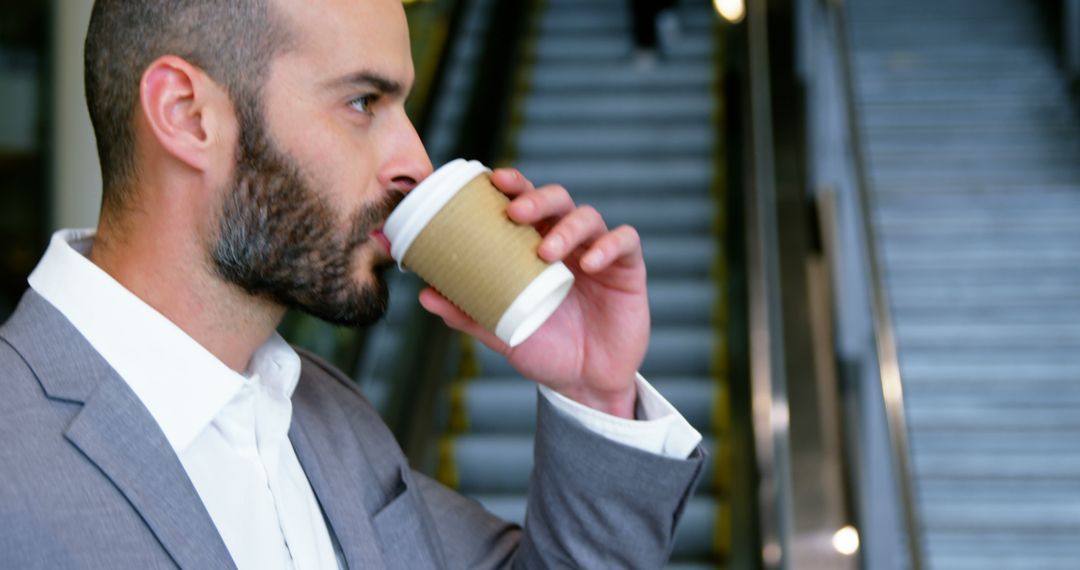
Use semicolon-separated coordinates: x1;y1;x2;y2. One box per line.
495;262;575;346
383;158;491;270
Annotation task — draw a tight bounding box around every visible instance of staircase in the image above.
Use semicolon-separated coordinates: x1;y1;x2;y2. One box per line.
847;0;1080;566
432;1;733;567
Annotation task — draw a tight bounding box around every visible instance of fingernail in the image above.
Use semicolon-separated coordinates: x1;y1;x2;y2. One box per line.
516;199;534;216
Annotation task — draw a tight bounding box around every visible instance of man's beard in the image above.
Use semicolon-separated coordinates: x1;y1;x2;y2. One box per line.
210;104;404;327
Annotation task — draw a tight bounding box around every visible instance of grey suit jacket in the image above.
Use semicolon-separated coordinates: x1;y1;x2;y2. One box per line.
0;290;705;569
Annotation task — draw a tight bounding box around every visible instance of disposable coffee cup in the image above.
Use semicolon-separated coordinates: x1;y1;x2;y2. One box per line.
384;159;575;347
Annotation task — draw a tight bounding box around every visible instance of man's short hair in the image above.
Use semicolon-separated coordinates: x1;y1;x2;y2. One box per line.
84;0;292;211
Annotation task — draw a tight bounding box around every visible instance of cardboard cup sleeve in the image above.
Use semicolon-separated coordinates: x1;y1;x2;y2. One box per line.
384;159;574;346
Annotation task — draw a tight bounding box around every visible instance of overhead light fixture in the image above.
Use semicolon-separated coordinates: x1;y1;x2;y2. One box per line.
714;0;746;23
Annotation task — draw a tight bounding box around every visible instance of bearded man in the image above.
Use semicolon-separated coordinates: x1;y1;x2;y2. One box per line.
0;0;705;568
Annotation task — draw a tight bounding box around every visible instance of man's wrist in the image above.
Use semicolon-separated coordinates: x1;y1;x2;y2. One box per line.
537;373;704;459
555;379;638;419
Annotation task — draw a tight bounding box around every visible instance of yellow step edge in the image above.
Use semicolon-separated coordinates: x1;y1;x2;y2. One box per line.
710;19;732;567
435;435;460;489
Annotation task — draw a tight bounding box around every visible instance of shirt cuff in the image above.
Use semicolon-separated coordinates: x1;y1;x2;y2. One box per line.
537;373;703;460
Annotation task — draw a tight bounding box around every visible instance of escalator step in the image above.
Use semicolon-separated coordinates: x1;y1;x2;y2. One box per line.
896;321;1080;349
474;327;719;377
470;494;727;561
517;125;714;158
446;434;720;494
457;377;725;434
648;280;721;326
582;196;718;237
523;92;713;123
425;0;731;565
515;156;710;186
849;0;1080;563
641;238;718;278
532;34;711;63
515;161;711;194
901;358;1080;383
528;61;713;93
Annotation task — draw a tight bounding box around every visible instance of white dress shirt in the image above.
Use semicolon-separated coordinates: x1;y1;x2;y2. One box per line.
27;229;702;569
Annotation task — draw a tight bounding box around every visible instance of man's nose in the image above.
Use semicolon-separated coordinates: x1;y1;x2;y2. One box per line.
381;110;433;194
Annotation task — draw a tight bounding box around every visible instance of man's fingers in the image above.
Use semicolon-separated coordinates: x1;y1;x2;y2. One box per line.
491;170;641;274
490;168;535;198
539;205;608;262
418;288;509;351
507;184;575;224
580;225;643;273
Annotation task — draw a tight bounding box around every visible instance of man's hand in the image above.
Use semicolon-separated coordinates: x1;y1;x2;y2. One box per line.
418;168;649;419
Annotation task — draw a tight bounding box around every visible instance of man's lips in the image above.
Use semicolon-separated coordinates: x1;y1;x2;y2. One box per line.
371;228;392;257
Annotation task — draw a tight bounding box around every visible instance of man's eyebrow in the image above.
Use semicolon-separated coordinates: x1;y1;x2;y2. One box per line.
323;71;407;98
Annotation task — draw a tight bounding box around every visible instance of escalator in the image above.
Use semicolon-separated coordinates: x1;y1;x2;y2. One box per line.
844;0;1080;566
363;0;743;567
348;1;1080;567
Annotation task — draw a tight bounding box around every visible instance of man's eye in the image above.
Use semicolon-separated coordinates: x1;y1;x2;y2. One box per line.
349;94;378;114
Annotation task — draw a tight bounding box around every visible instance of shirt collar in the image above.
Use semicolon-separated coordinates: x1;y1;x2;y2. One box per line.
28;229;302;452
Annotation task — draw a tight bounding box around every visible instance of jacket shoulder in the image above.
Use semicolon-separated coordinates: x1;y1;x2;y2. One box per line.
0;325;47;411
292;346;392;437
294;347;376;407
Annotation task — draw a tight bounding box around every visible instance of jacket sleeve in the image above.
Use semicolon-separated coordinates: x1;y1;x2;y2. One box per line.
414;392;706;569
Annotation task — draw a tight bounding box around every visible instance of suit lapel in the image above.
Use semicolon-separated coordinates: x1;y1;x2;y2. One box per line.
290;378;388;569
65;378;236;569
2;291;235;569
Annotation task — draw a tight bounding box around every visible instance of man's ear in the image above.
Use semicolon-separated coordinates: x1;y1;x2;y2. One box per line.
138;56;232;173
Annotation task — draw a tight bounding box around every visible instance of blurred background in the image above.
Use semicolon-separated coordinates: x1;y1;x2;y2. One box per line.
2;0;1079;568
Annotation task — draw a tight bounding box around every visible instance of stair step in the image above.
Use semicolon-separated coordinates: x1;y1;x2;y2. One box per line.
925;534;1080;570
527;61;713;93
875;188;1080;207
893;307;1080;328
883;245;1080;266
866;138;1080;158
532;34;711;63
900;360;1080;383
905;376;1080;402
472;494;726;560
913;431;1080;454
921;498;1080;530
855;52;1053;72
895;322;1080;347
643;237;718;278
919;479;1080;501
448;434;719;494
516;158;711;192
579;196;717;237
861;110;1079;129
538;12;714;36
649;280;721;325
877;212;1080;234
914;452;1080;480
909;407;1080;431
458;376;723;434
522;92;714;124
475;326;719;377
516;124;714;158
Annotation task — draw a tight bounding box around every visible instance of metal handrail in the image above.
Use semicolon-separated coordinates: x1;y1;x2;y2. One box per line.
743;0;795;567
829;2;925;567
1067;0;1080;82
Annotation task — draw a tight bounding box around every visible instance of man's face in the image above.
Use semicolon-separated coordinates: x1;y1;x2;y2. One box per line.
210;0;431;326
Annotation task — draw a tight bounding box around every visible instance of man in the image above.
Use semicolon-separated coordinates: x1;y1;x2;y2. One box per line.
0;0;705;568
